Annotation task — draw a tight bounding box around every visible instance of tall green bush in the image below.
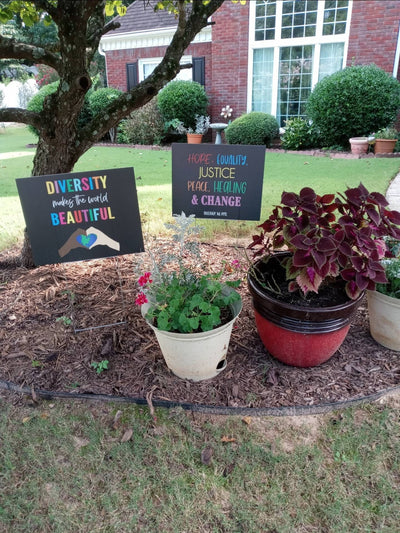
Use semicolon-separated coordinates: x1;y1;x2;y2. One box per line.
87;87;122;117
225;112;279;146
117;98;165;145
26;81;92;136
157;80;208;131
307;65;400;148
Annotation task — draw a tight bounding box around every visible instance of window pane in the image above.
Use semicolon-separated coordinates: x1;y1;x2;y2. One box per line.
319;42;344;80
281;0;317;40
255;0;276;41
295;1;306;12
282;1;293;14
278;45;314;126
323;0;348;35
252;48;274;114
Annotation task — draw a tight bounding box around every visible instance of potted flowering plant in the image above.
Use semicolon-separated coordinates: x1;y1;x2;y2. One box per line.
373;126;398;154
173;114;210;143
367;238;400;351
247;183;400;367
136;213;242;381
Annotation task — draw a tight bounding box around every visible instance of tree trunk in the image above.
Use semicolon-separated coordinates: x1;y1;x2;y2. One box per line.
20;228;35;268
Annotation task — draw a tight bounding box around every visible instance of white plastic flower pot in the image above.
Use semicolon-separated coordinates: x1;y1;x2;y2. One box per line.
367;290;400;351
141;296;242;381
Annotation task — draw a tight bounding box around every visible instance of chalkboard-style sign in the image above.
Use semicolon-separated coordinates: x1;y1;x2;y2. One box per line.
172;144;265;220
16;167;144;266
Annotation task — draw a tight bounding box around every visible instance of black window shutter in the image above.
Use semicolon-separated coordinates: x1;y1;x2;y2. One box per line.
126;62;138;91
192;57;205;86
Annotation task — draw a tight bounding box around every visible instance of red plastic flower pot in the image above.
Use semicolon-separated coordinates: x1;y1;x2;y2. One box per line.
247;255;364;367
253;309;351;367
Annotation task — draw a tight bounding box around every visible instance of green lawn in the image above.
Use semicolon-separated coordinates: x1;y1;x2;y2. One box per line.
1;397;400;532
1;125;400;249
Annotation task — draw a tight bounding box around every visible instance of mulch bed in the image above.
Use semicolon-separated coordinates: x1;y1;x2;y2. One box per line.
1;242;400;410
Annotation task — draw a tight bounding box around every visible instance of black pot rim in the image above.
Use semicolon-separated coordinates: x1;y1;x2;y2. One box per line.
247;255;364;333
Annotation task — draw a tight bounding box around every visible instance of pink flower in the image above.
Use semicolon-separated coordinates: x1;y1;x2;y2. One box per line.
135;292;148;305
231;259;241;269
138;272;152;286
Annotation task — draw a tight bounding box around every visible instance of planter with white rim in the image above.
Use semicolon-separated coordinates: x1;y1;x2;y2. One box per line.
349;137;369;155
367;290;400;351
141;288;242;381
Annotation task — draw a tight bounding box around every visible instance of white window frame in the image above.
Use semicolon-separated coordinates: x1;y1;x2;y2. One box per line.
138;55;193;82
247;1;353;119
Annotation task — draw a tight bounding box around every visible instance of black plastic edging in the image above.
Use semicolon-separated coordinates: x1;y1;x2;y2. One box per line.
1;379;400;416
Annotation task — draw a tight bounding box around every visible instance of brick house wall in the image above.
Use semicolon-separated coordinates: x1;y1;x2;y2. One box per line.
103;1;400;124
346;0;400;77
209;1;249;122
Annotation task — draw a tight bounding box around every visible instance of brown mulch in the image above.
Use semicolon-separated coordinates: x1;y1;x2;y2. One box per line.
1;242;400;411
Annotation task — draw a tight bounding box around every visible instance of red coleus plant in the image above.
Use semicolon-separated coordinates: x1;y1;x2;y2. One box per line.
248;183;400;300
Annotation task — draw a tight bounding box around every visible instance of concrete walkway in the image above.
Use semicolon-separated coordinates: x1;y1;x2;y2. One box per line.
386;172;400;211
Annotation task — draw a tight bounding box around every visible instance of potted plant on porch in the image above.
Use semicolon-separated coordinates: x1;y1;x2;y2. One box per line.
373;126;398;154
136;213;242;381
173;114;210;144
247;184;400;367
367;238;400;351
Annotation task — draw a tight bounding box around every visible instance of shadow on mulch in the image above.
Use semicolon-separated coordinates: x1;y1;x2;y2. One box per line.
1;243;400;411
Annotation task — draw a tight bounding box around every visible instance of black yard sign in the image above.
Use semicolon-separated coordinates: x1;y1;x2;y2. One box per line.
172;144;265;220
16;167;144;265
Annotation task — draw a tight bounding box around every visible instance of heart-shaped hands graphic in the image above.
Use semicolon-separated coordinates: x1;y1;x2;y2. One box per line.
58;227;120;258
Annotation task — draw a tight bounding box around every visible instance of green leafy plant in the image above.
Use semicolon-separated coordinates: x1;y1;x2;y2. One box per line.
248;183;400;300
307;65;400;148
225;112;279;146
157;80;209;132
281;117;321;150
56;315;72;327
173;114;210;134
91;360;109;374
374;126;398;140
136;213;242;333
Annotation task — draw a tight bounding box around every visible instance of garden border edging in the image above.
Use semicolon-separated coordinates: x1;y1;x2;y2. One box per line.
1;379;399;417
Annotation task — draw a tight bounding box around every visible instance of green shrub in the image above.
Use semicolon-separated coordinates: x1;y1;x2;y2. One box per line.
87;87;122;117
307;65;400;148
26;81;92;136
157;80;209;131
281;117;321;150
225;112;279;146
117;98;165;145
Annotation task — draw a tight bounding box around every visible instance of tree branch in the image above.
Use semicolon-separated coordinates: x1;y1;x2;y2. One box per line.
0;36;61;71
0;108;42;131
76;0;225;148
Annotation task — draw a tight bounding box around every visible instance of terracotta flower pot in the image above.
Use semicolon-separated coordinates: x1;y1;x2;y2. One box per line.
374;139;397;154
247;254;364;367
186;133;203;144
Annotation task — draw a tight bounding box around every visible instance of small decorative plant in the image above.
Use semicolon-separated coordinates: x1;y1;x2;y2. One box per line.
136;213;241;333
248;183;400;300
173;114;210;135
374;126;398;140
375;238;400;299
